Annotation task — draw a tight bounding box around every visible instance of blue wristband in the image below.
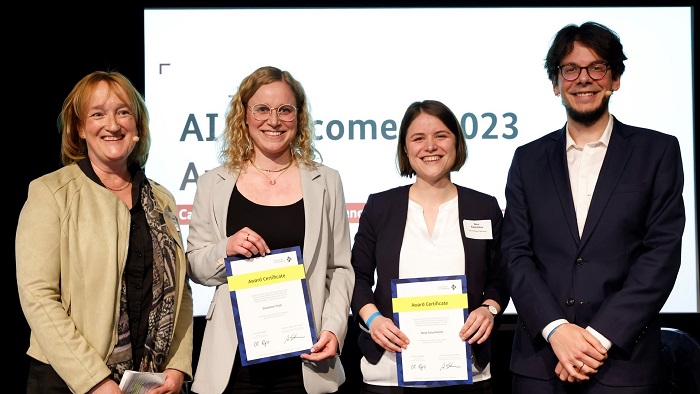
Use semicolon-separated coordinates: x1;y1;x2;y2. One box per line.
365;311;382;328
547;323;565;342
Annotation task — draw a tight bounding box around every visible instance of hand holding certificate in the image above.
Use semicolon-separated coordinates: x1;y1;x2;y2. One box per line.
225;246;317;365
118;371;166;394
392;275;472;386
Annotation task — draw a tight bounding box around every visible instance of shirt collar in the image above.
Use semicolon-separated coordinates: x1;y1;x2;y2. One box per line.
566;113;614;150
78;158;144;183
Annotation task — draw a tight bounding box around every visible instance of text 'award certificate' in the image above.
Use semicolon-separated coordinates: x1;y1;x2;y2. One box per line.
392;275;472;386
225;246;317;365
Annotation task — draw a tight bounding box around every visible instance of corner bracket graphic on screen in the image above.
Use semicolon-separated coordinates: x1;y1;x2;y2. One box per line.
144;6;696;316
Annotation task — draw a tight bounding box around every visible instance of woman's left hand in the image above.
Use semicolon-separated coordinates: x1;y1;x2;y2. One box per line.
146;368;185;394
300;330;339;362
459;306;495;345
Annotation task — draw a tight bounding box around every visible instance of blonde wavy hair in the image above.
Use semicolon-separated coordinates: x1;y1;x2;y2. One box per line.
59;70;150;167
219;66;321;172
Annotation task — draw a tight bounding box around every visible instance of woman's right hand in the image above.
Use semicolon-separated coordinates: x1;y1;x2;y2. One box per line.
87;378;121;393
369;315;410;353
226;227;270;258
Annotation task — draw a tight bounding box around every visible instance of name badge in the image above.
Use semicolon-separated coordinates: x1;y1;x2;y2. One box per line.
463;220;493;240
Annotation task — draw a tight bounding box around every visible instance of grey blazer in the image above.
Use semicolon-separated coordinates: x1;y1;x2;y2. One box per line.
186;163;354;394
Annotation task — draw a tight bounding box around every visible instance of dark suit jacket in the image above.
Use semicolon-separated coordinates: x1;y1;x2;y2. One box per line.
351;184;509;370
502;116;685;386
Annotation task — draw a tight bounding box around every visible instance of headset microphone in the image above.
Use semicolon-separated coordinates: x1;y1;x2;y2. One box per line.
604;90;613;97
133;136;140;142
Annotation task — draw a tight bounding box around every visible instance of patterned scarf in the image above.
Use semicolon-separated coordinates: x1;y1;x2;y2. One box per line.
107;179;177;381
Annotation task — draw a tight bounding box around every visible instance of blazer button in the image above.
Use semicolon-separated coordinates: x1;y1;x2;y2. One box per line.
566;298;575;306
576;258;584;266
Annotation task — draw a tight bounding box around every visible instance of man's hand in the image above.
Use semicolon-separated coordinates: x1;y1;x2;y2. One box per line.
549;323;607;382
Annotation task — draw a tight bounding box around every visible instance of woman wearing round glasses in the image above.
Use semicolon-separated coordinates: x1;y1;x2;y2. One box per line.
186;66;354;394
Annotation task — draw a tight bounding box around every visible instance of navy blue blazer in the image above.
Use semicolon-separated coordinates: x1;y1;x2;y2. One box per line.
502;116;685;386
351;184;509;369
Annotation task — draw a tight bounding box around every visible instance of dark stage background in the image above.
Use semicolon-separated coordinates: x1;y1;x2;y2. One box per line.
12;2;697;392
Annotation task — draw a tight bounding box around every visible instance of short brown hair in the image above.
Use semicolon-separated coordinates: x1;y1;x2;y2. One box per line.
396;100;467;178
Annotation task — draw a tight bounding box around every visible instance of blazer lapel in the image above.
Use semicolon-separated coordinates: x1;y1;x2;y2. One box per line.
212;167;238;239
547;128;581;245
580;120;633;248
387;186;411;282
458;188;481;306
301;165;323;270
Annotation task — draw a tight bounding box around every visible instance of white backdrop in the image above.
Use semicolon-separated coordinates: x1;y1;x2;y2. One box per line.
144;7;696;316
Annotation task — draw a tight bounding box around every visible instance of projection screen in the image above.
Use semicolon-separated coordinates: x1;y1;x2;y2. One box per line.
144;6;696;316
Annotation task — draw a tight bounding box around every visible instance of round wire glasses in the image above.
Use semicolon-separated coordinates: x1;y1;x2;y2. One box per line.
248;104;298;121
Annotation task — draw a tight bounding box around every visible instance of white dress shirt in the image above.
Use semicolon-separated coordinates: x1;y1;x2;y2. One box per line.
542;115;614;350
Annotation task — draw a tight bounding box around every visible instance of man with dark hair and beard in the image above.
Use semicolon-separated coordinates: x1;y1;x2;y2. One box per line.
501;21;685;393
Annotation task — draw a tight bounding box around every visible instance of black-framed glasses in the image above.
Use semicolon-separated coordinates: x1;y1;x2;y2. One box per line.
248;104;298;122
557;61;609;81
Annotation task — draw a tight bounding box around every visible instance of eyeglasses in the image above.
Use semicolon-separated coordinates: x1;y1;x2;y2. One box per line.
248;104;298;122
557;61;609;81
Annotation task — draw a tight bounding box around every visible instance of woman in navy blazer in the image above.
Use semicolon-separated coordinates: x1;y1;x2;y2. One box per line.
351;100;509;394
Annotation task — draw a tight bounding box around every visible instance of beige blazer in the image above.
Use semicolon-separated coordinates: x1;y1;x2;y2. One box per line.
16;164;193;394
186;163;354;394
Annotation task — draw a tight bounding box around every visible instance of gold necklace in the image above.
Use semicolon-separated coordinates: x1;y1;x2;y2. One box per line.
104;178;132;191
250;160;293;185
251;160;293;173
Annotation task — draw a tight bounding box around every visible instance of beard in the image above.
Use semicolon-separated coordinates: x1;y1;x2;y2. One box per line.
562;97;610;126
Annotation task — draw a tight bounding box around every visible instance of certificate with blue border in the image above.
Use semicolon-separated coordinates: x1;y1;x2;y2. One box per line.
391;275;472;386
225;246;317;365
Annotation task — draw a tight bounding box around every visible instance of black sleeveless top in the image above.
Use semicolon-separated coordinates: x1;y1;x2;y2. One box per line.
226;185;305;252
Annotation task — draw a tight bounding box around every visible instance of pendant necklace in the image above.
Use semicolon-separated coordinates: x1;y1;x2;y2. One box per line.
104;179;131;192
250;160;293;185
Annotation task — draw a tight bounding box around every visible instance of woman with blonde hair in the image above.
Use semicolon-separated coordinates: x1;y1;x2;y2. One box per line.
187;66;354;394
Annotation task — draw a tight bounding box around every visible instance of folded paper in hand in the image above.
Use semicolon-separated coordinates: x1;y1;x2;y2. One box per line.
118;370;166;394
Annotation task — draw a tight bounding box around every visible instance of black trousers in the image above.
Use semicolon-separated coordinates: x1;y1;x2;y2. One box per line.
26;357;189;394
221;352;310;394
26;358;71;394
511;373;659;394
361;380;492;394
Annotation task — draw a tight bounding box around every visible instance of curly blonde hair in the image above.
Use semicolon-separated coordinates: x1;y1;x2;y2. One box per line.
59;70;150;167
219;66;321;172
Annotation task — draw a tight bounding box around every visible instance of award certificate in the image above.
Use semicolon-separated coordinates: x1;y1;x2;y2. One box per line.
391;275;472;386
225;246;317;365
